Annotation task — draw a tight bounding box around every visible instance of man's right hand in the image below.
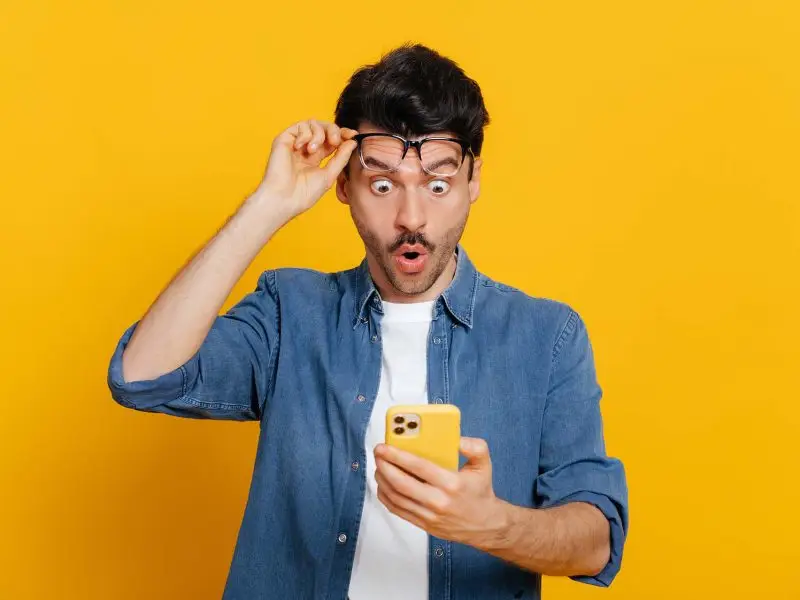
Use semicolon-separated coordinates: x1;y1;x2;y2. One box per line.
255;119;359;220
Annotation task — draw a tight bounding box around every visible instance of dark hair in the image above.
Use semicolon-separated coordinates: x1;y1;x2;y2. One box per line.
335;44;490;176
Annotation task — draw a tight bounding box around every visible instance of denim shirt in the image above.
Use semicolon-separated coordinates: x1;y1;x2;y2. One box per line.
107;245;628;600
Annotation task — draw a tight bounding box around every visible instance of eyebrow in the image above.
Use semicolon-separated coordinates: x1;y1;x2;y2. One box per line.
425;157;460;172
362;156;394;170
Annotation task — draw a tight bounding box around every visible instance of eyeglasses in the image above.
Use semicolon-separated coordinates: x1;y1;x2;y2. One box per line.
352;133;474;177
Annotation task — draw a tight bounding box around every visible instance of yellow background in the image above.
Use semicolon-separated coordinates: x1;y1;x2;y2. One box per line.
2;1;799;598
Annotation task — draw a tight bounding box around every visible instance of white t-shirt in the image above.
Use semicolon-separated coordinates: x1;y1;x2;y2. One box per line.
347;299;435;600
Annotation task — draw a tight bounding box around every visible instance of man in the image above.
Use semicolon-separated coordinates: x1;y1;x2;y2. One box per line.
108;44;628;600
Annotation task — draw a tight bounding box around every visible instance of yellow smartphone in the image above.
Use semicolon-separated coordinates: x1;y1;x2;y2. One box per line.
385;404;461;471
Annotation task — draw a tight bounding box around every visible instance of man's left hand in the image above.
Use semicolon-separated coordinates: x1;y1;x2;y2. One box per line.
373;437;510;549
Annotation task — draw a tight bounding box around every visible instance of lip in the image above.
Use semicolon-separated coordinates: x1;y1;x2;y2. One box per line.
393;244;429;256
392;245;429;274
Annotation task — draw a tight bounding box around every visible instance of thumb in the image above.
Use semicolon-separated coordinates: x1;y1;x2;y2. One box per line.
459;437;491;469
323;139;357;183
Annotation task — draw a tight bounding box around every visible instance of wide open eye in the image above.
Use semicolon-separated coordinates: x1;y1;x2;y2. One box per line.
426;179;451;195
370;179;394;195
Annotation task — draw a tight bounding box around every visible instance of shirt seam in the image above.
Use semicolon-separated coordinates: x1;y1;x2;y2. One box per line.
263;269;281;411
178;395;253;411
541;308;579;462
179;362;189;399
551;308;579;367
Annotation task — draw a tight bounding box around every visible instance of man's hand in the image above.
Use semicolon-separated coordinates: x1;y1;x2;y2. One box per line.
255;119;358;220
121;119;357;384
373;437;509;549
374;438;612;577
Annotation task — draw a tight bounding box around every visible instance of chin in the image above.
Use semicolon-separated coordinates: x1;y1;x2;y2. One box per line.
394;280;433;296
385;265;437;296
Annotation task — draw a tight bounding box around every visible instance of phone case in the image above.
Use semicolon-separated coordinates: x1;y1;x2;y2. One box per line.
385;404;461;471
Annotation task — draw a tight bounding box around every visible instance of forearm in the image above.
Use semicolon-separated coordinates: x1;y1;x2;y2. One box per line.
479;500;610;578
121;190;290;383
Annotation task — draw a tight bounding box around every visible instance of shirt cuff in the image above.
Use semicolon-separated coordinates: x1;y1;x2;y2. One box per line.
106;322;196;410
562;491;627;587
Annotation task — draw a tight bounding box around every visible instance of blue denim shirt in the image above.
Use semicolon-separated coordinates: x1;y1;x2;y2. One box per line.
107;245;628;600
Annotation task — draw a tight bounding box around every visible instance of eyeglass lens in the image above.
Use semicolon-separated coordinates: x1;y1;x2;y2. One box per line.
359;136;464;176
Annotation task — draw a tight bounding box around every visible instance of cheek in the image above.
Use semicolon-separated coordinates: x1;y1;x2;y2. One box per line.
349;196;393;245
350;189;393;223
430;190;470;224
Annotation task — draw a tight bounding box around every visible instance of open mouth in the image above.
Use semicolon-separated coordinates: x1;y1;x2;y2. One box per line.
394;247;428;274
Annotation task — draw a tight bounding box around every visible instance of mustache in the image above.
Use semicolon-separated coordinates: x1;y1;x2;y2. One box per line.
388;232;435;253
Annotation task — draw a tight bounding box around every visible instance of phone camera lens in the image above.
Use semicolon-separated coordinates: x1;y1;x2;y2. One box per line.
393;427;404;435
394;416;405;424
407;421;418;429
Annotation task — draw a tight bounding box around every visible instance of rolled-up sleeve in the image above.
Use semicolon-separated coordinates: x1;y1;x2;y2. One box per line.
107;269;280;421
534;309;629;587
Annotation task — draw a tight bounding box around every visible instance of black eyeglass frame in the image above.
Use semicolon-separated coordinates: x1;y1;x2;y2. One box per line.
351;133;476;176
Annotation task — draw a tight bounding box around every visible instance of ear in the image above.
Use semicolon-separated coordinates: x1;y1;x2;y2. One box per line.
336;170;350;205
468;157;482;205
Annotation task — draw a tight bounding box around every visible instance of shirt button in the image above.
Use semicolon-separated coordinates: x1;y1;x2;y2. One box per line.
434;546;444;558
434;397;444;404
360;316;368;323
371;334;378;342
337;533;348;544
357;394;366;403
351;460;360;471
433;337;442;344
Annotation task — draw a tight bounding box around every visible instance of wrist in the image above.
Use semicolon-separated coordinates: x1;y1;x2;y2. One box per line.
245;185;296;219
475;499;521;553
237;188;295;238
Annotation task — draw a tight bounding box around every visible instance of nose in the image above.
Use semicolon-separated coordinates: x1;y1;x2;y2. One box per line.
394;185;427;233
391;152;428;232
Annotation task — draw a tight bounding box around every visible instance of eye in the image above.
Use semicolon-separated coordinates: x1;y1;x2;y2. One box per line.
370;179;394;195
427;179;451;195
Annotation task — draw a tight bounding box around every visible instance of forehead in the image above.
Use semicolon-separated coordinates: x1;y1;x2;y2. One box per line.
357;121;459;140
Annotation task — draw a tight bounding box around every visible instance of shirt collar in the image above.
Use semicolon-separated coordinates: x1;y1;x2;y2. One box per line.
353;244;478;329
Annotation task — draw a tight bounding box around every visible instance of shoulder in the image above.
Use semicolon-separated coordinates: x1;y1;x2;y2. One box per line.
474;271;582;354
476;272;574;322
269;265;346;292
258;265;361;312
